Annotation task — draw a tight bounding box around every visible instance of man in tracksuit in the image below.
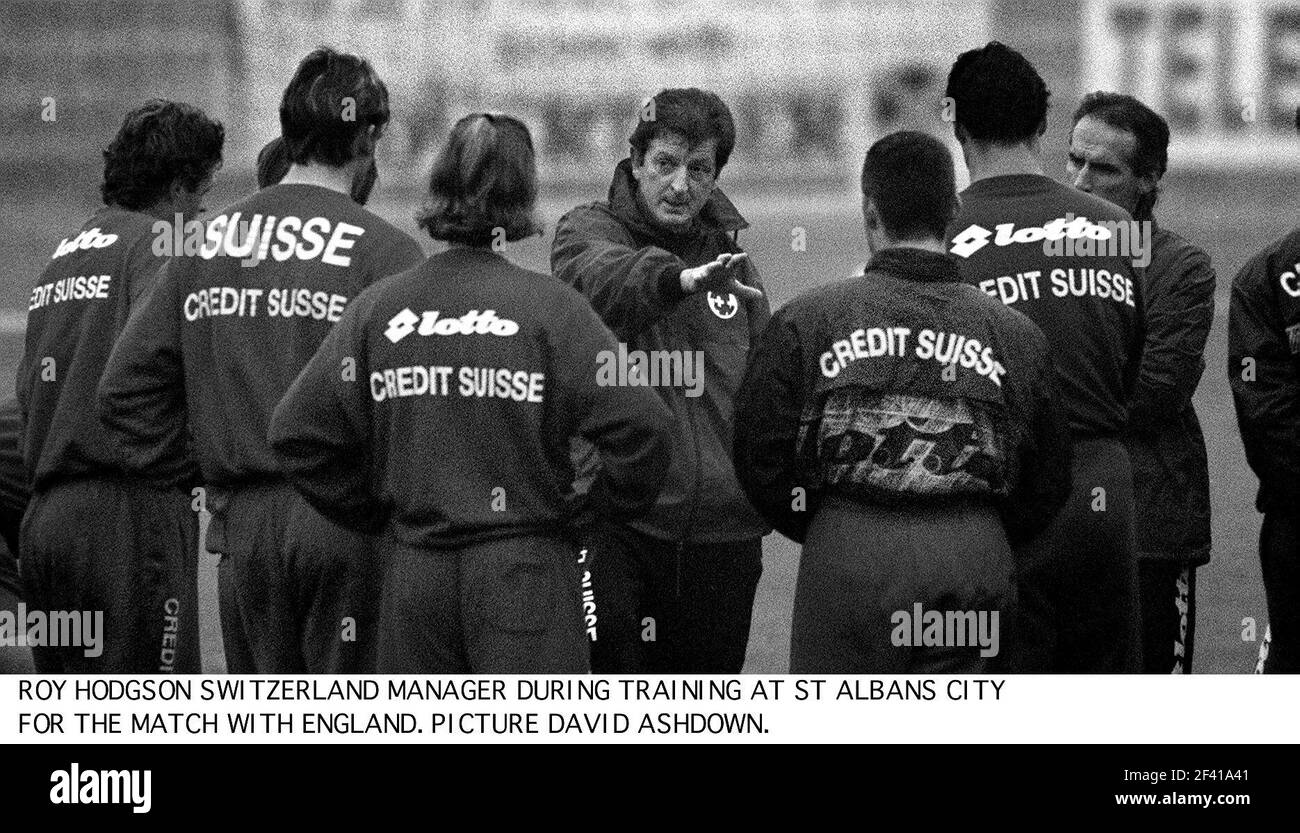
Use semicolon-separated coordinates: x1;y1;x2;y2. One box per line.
18;100;224;672
945;42;1146;672
734;131;1073;672
99;48;424;673
1229;102;1300;670
552;87;772;673
1067;92;1215;673
271;112;672;673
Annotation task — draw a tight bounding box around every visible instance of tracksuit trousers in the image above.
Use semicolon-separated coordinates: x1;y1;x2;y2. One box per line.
1260;509;1300;673
375;532;589;673
581;522;763;674
1138;561;1196;673
19;476;199;673
791;496;1013;673
211;482;376;673
1010;437;1142;673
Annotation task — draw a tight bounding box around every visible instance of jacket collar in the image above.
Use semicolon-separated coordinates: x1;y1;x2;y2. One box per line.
607;158;749;240
866;246;962;283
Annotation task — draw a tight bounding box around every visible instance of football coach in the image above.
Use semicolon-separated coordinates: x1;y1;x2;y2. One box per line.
551;88;771;673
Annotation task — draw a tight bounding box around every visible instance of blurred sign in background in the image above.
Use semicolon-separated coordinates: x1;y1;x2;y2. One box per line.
1082;0;1300;167
2;0;991;186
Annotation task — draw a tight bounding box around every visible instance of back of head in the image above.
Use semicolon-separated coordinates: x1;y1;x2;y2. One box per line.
862;131;957;241
945;41;1050;145
416;113;542;247
280;47;390;169
101;99;225;211
629;87;736;173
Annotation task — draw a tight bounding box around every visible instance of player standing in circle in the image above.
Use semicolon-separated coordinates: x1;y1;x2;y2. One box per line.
551;88;771;673
734;131;1072;671
98;48;424;673
269;114;672;672
1067;92;1215;673
944;42;1146;672
1228;105;1300;674
18;100;224;672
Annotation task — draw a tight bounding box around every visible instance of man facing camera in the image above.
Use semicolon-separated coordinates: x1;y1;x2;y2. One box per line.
1067;92;1215;673
552;88;771;673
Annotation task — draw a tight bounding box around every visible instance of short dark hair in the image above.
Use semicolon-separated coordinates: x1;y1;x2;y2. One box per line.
1072;92;1169;181
628;88;736;173
861;131;957;241
945;41;1050;145
416;113;542;246
100;99;224;211
280;47;389;168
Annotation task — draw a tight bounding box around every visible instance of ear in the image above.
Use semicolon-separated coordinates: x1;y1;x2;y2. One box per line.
1135;171;1158;198
863;196;881;231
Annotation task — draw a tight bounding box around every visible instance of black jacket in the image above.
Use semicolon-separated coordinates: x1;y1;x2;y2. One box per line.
1229;226;1300;512
733;247;1072;545
551;159;771;544
947;174;1145;439
98;183;424;489
1125;223;1214;563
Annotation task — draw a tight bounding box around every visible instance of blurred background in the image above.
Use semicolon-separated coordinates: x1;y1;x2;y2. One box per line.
2;0;1297;672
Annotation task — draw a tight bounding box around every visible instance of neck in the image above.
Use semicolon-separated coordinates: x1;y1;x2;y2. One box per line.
962;139;1045;183
876;237;948;255
279;162;356;195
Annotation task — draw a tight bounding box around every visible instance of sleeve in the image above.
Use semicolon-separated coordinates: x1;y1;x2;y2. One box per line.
1128;247;1216;432
1002;348;1074;546
1228;257;1300;500
129;222;173;304
731;308;815;543
548;294;672;525
268;300;386;533
738;246;772;345
96;258;200;487
550;206;691;342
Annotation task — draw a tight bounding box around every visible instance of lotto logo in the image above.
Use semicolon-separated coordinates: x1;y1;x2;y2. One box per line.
949;225;993;258
384;308;520;343
949;217;1114;258
51;228;118;260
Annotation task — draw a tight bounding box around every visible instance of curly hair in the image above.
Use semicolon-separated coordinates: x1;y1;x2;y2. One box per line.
100;99;224;211
945;41;1050;144
280;47;390;168
416;113;542;247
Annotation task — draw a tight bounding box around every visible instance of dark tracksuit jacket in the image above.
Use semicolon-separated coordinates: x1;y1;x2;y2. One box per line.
17;206;199;673
268;247;672;671
551;160;772;673
948;173;1146;673
1125;223;1214;565
98;183;424;673
1126;224;1215;674
1228;227;1300;672
551;159;772;546
734;247;1072;671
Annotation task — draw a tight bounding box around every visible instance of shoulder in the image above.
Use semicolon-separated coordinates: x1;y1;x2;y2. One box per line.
1234;227;1300;292
555;200;624;235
